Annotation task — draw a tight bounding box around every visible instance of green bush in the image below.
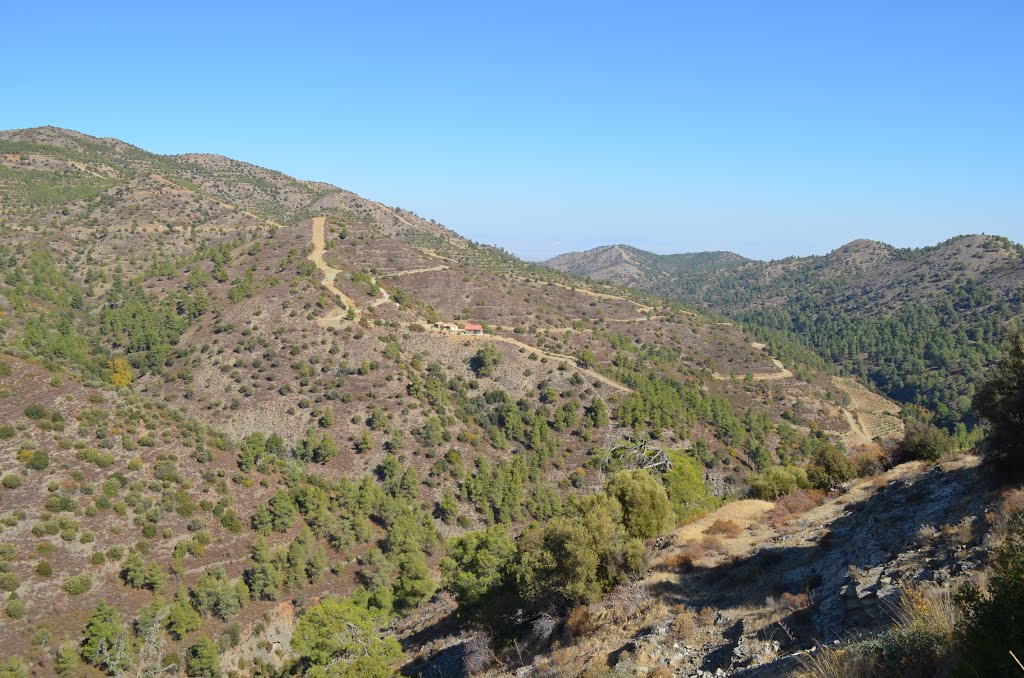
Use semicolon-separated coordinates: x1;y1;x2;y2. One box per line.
956;519;1024;675
892;419;953;463
662;451;719;520
748;466;810;500
168;588;201;640
44;495;75;512
5;593;27;619
63;573;92;595
81;602;128;672
974;330;1024;474
55;640;79;676
0;572;19;591
25;450;49;470
511;493;643;607
0;657;28;678
807;444;855;490
441;527;515;611
291;597;401;678
23;405;46;420
0;425;14;439
1;475;20;489
607;469;674;539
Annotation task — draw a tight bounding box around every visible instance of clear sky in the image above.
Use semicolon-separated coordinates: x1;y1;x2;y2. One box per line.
4;1;1022;260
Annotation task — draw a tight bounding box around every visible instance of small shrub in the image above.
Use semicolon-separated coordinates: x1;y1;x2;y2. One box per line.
892;420;952;464
850;447;887;476
999;489;1024;521
916;524;938;544
665;543;704;571
23;405;47;420
701;536;727;554
0;572;19;591
25;450;49;470
748;466;809;499
705;519;742;538
780;591;810;610
63;573;93;595
5;593;27;619
807;447;855;491
939;519;974;546
566;606;598;638
671;607;698;643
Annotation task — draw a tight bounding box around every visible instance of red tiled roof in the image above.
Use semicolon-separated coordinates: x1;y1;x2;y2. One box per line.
464;323;483;331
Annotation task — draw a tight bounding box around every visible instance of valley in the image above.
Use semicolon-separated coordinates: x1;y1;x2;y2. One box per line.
546;239;1024;432
0;127;1019;678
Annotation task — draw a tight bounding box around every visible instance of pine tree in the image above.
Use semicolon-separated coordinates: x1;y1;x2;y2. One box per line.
245;537;282;601
167;587;201;640
185;636;221;678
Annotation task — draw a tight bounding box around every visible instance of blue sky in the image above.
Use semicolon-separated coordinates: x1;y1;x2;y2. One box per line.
4;1;1022;260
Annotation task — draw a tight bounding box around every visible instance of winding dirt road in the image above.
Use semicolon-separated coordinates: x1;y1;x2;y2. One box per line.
309;217;362;326
308;217;631;392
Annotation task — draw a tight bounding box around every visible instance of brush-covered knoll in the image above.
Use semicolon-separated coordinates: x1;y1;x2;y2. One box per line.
547;237;1024;429
0;126;888;675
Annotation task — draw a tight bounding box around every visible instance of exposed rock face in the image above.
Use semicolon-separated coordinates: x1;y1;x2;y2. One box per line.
497;457;992;678
805;462;986;640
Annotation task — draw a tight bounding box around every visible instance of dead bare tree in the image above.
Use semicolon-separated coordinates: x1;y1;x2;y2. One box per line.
97;631;131;677
135;607;178;677
597;437;673;473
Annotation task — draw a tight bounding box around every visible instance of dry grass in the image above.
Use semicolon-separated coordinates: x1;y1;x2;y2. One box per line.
706;518;743;538
566;606;599;639
697;606;716;626
797;584;960;678
1000;488;1024;520
939;518;975;546
664;543;705;570
767;489;824;526
797;644;876;678
780;591;811;610
916;524;938;544
889;584;958;635
670;607;698;644
701;535;728;555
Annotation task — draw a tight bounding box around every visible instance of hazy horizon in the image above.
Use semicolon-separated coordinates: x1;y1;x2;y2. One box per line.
4;2;1023;261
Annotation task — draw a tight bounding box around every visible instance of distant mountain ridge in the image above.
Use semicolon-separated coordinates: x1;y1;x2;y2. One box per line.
546;234;1024;427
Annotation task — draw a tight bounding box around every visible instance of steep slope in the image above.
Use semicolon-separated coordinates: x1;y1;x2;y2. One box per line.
0;127;896;675
450;453;997;677
546;237;1024;428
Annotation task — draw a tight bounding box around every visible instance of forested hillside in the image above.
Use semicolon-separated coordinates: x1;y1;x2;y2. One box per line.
546;237;1024;430
0;127;889;676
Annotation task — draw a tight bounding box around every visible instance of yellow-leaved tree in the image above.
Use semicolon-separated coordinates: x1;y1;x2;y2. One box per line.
108;358;133;388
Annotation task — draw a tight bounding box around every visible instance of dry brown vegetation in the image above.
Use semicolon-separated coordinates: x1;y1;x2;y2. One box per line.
705;518;743;538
